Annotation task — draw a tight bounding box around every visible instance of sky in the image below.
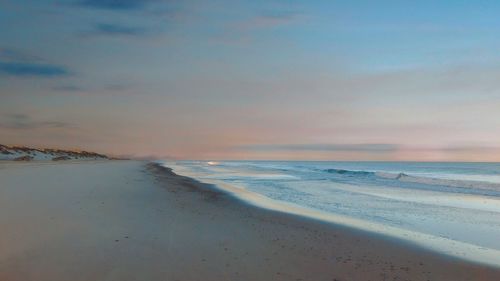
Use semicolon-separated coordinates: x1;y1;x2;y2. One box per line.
2;0;500;161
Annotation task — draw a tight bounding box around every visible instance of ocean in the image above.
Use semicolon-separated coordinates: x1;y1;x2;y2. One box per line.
163;161;500;266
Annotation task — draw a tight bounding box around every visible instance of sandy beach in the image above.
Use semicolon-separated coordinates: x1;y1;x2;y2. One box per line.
0;160;499;281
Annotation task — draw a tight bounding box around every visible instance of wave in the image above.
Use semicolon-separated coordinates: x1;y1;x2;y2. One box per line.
323;168;375;176
375;171;410;180
204;162;500;192
210;174;299;181
392;173;500;191
323;168;500;192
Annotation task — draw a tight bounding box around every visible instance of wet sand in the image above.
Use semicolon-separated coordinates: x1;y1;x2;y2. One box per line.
0;160;499;280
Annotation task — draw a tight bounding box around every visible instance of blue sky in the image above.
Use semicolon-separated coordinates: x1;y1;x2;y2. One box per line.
2;0;500;160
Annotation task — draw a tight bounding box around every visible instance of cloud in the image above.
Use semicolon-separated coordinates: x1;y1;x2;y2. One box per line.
244;10;303;29
0;114;75;130
52;83;132;93
72;1;180;40
407;145;500;153
76;0;155;11
75;0;179;18
215;9;304;45
0;47;70;78
89;23;149;37
237;143;399;153
0;62;69;77
0;48;40;62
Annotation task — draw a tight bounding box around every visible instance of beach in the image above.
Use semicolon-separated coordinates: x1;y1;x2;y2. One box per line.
0;160;499;281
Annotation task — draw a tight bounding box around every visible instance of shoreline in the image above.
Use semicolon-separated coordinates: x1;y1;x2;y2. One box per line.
0;160;499;280
164;162;500;268
150;163;500;278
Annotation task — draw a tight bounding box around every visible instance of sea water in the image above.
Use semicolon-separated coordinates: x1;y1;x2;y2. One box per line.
163;161;500;266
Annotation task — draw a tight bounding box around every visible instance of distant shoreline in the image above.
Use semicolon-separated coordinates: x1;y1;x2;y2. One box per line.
0;144;117;161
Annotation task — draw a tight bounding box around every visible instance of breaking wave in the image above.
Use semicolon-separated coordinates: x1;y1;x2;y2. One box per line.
324;168;500;191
